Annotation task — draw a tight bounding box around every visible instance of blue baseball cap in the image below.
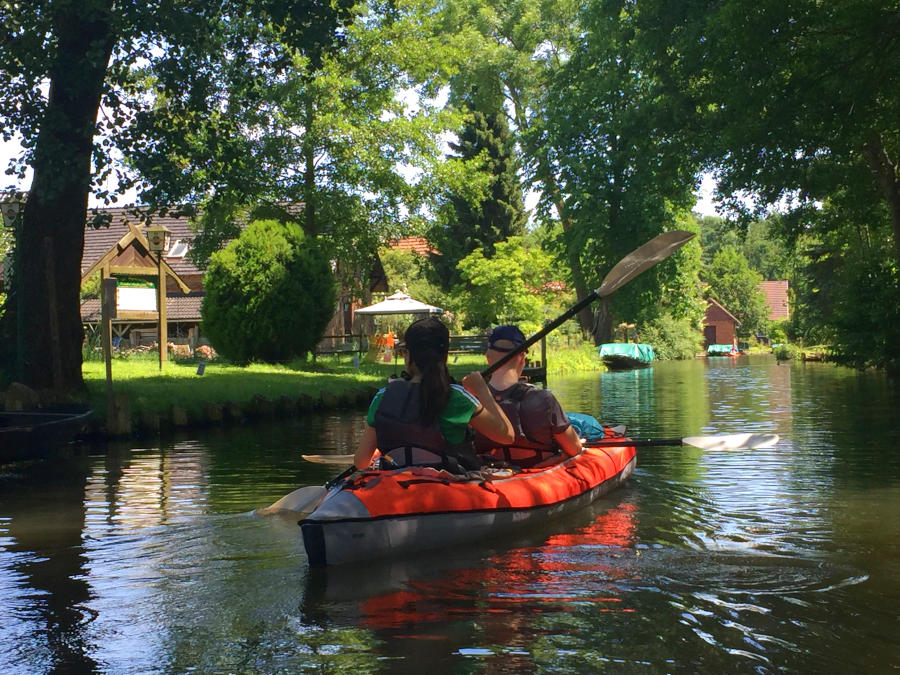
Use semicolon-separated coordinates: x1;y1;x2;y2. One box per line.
488;325;527;352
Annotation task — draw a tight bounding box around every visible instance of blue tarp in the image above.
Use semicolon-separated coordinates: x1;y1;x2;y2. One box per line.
598;343;655;363
706;344;737;355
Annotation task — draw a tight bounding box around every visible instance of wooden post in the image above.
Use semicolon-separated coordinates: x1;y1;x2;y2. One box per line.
101;276;116;401
158;253;167;369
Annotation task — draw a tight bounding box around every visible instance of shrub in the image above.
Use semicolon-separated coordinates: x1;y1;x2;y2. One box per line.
639;313;703;360
201;219;336;364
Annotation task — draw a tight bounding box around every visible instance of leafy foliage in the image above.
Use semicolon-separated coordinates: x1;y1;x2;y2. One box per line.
540;1;705;341
431;106;527;289
639;314;703;360
702;246;769;337
201;219;335;363
451;237;560;333
629;0;900;371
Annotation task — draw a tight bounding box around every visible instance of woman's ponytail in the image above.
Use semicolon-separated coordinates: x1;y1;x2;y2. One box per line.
402;317;452;425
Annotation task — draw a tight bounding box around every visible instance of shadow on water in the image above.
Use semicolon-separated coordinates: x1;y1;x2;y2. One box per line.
0;458;99;673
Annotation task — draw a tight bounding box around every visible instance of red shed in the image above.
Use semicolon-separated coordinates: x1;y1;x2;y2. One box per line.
703;297;741;348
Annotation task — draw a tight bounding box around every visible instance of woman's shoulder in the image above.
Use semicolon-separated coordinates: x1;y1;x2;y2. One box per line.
449;383;480;407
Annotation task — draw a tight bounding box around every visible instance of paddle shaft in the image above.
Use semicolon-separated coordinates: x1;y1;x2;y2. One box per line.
482;291;597;377
588;438;690;448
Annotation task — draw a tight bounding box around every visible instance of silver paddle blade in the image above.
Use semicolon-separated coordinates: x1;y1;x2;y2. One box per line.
255;485;327;516
683;433;779;451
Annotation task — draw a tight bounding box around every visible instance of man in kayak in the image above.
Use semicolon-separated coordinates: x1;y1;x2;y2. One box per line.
353;317;514;474
474;325;583;467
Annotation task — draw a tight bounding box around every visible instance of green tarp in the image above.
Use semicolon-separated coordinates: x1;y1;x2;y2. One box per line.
707;344;737;355
598;343;655;363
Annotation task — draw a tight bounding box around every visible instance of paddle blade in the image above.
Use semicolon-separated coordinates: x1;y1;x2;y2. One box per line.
255;485;327;517
302;453;356;465
595;230;695;297
682;433;779;451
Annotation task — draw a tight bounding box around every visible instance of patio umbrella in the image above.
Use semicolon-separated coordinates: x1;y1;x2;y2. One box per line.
354;291;443;315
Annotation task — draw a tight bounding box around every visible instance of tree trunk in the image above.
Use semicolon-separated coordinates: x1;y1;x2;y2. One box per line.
862;136;900;263
11;0;115;394
543;172;594;335
590;297;613;345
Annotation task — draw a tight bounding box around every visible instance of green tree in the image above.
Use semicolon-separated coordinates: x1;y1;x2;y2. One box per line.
703;246;768;337
431;106;527;289
378;248;448;309
630;0;900;371
130;0;470;302
541;1;705;342
0;0;352;393
201;219;335;363
451;237;555;333
437;0;603;330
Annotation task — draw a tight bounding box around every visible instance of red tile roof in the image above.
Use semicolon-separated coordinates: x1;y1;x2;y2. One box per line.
390;236;438;255
758;280;790;320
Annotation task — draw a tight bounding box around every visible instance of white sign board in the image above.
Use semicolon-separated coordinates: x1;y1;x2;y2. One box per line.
116;279;157;312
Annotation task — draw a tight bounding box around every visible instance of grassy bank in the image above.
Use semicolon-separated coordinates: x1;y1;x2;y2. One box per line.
82;343;601;425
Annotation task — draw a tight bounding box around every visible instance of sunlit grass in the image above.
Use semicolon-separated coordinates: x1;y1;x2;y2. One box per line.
81;341;600;419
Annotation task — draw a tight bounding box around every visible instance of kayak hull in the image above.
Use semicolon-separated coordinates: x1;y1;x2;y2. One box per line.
301;442;636;567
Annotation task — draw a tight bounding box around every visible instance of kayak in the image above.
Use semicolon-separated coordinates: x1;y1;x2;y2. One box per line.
300;427;636;567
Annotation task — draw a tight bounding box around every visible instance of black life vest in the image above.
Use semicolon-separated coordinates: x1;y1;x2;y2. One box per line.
476;381;560;467
373;379;480;474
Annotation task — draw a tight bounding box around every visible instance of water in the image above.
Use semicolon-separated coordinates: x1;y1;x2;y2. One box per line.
1;356;898;673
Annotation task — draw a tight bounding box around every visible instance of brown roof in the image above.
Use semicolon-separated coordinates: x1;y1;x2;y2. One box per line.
705;297;741;325
83;207;202;280
81;294;204;322
758;280;790;320
390;236;438;255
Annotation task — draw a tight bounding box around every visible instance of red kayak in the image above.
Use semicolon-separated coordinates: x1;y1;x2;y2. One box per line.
301;427;636;566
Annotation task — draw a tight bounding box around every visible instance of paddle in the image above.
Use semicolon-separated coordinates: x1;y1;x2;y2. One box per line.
259;230;695;516
298;432;780;465
482;229;696;377
255;465;356;517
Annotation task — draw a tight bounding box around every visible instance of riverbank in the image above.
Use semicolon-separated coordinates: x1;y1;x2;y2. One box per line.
70;340;601;440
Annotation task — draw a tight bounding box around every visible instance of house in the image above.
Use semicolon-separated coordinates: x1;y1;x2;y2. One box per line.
703;297;741;348
758;280;790;321
80;206;388;350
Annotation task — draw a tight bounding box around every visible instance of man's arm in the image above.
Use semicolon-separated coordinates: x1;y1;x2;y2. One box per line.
554;425;583;456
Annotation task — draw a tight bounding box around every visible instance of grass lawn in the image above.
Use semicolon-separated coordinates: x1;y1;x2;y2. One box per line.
82;341;600;422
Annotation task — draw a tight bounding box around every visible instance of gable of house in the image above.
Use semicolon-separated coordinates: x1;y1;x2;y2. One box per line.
758;280;790;321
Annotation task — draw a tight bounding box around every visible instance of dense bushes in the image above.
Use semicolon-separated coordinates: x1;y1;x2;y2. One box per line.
201;219;336;364
639;314;702;360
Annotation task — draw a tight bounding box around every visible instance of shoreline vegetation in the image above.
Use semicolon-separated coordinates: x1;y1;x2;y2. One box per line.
71;341;602;440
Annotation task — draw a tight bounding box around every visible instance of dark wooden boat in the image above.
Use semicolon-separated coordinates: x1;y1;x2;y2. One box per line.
0;404;93;462
598;343;655;370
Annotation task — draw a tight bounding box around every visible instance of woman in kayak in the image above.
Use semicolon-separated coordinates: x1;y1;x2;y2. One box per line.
353;317;514;473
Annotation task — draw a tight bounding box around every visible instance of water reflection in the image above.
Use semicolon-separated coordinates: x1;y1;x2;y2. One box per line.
301;496;640;670
0;459;99;672
1;358;899;672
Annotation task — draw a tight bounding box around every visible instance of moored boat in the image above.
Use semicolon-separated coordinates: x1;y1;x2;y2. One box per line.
300;428;636;566
598;343;655;370
706;344;742;357
0;403;93;462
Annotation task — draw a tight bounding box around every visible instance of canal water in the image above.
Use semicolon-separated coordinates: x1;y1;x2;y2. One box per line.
1;356;898;673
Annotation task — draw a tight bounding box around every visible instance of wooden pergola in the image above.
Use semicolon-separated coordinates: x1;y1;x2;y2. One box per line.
80;220;190;364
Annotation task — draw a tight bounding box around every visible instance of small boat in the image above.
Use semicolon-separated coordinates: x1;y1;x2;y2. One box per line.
0;403;93;462
300;427;636;566
706;344;742;357
598;343;655;370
